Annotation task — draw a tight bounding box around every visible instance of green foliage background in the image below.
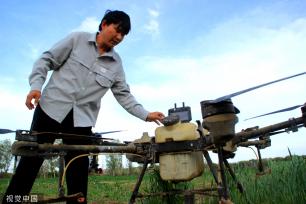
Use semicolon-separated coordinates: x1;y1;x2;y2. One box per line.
0;156;305;204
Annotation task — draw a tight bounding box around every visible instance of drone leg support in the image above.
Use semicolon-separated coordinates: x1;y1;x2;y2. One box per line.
184;191;195;204
58;152;65;197
223;159;244;193
129;159;149;204
255;145;271;176
256;146;264;173
203;150;218;184
217;147;229;200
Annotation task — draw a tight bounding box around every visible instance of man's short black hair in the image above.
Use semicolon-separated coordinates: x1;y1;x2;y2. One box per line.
98;10;131;35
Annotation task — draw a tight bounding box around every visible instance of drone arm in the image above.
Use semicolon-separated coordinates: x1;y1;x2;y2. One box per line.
12;141;138;156
233;116;305;145
237;139;268;147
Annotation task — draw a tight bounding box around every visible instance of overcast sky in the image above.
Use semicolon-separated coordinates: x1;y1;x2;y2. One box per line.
0;0;305;163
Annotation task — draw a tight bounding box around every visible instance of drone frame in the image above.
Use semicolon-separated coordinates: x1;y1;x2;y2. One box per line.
9;103;305;204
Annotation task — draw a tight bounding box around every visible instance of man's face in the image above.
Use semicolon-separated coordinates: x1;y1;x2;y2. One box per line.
98;22;125;50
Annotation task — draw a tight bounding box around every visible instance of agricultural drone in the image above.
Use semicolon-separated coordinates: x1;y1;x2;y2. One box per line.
1;72;305;204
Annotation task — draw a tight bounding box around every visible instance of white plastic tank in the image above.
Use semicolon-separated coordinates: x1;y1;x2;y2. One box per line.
155;122;204;181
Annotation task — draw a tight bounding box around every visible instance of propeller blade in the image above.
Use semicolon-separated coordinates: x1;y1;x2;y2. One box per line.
31;131;118;141
244;104;303;121
95;130;125;135
213;72;306;103
0;129;16;134
93;130;125;140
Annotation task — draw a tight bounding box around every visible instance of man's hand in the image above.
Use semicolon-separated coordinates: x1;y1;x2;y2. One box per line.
25;90;41;110
146;112;165;125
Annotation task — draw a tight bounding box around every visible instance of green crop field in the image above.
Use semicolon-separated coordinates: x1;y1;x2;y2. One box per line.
1;156;305;204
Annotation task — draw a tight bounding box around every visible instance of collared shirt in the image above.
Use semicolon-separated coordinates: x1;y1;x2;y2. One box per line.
29;32;149;127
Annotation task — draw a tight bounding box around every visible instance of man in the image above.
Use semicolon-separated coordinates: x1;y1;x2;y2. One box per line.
2;10;164;204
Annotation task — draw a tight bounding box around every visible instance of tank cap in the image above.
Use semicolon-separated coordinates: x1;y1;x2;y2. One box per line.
161;115;180;126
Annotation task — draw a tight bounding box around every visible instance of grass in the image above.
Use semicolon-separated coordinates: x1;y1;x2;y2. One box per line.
87;175;139;203
228;156;306;204
1;156;305;204
0;174;146;204
140;167;192;204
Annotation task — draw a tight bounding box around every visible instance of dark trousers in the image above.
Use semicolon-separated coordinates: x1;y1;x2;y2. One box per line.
2;105;92;204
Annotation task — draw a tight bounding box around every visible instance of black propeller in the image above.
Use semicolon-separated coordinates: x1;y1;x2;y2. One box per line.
212;72;305;103
244;104;304;121
0;129;15;134
94;130;124;135
0;128;124;139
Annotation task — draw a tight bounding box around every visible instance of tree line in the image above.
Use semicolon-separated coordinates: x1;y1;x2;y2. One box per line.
0;139;13;174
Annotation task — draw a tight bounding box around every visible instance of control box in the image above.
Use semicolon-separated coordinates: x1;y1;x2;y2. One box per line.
168;102;192;123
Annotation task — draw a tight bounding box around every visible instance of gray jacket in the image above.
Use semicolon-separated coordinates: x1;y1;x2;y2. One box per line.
29;32;149;127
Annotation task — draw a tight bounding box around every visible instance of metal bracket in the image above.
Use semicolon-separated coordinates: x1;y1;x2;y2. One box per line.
285;118;298;133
